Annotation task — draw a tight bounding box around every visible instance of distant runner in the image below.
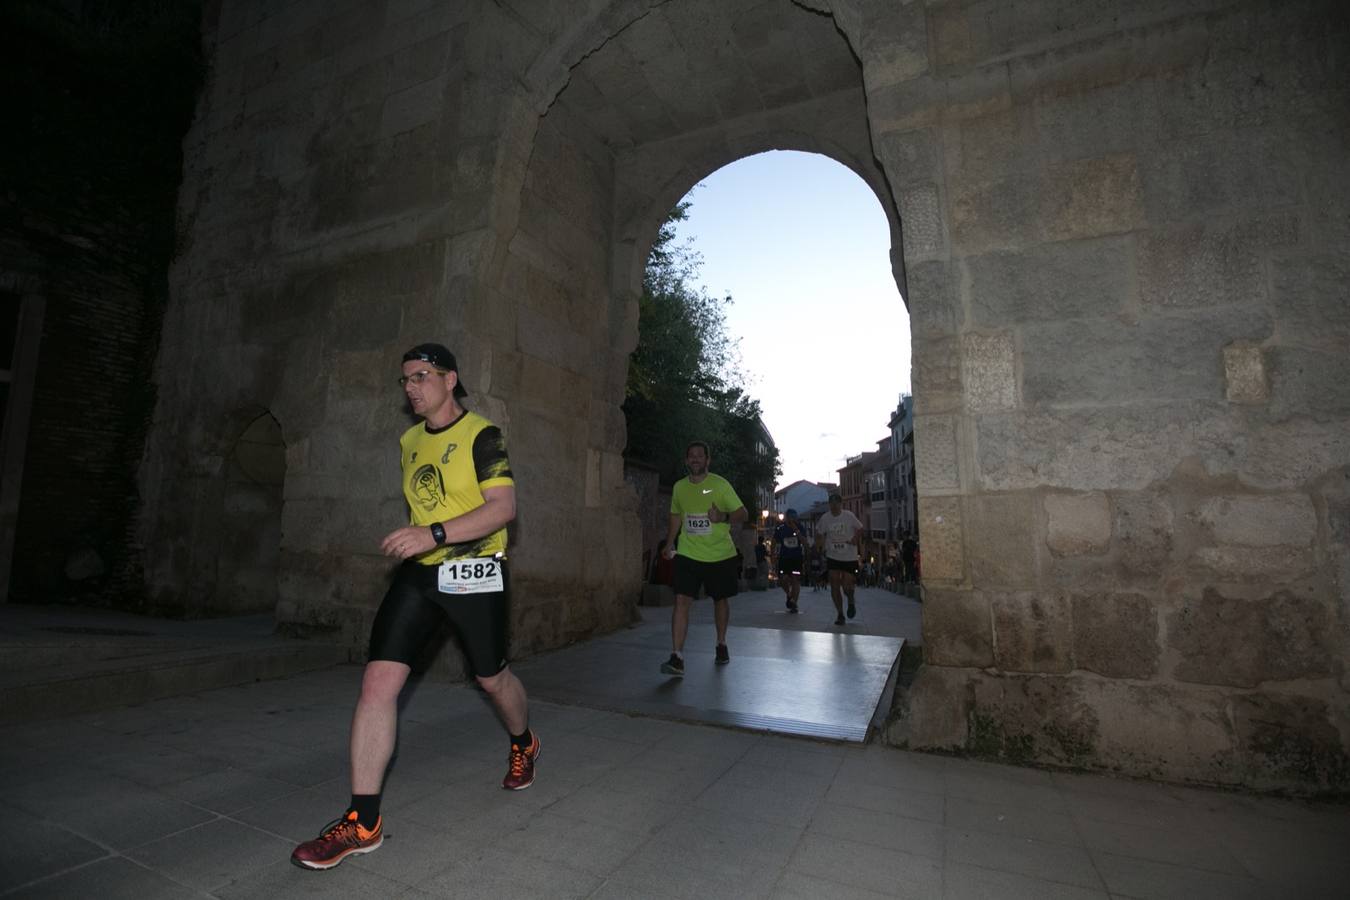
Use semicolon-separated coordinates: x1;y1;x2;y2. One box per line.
815;492;864;626
809;549;825;592
772;509;807;614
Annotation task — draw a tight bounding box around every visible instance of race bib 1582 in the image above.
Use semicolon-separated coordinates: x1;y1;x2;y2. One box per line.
438;556;505;594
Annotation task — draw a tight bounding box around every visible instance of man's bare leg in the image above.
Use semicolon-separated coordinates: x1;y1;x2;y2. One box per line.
671;593;694;652
481;664;540;791
350;660;412;794
713;596;730;645
478;666;528;735
829;570;845;619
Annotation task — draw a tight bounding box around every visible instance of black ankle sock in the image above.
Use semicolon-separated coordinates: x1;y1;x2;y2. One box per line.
510;728;532;748
349;793;381;829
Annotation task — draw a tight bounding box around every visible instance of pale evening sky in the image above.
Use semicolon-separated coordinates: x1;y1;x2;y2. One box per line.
669;150;913;491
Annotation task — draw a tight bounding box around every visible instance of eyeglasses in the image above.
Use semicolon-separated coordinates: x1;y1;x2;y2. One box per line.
397;369;446;387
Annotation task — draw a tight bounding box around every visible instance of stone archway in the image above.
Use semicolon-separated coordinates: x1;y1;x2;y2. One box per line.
151;0;1350;792
497;0;1350;791
488;0;904;652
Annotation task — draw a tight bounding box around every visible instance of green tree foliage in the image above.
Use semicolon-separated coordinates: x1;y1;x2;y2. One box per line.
624;202;782;507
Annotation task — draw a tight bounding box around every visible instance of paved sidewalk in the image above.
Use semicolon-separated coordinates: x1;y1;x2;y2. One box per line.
3;662;1346;899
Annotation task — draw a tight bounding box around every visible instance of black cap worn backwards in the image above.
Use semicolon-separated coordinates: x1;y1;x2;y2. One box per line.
402;343;468;399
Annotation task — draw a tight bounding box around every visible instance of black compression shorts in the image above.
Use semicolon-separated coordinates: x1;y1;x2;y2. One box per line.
368;560;510;676
825;558;859;576
776;557;803;576
673;555;739;601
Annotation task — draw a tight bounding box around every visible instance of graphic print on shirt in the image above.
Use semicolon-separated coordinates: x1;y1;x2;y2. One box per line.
410;464;446;511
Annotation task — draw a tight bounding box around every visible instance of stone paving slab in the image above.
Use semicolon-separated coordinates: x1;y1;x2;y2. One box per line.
2;663;1347;899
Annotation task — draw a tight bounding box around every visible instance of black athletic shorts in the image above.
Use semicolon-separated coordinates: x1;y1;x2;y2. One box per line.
776;557;804;576
825;557;859;577
368;560;510;676
673;555;740;601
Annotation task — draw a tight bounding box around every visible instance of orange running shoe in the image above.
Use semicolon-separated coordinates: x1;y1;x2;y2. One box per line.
502;732;542;790
290;810;383;870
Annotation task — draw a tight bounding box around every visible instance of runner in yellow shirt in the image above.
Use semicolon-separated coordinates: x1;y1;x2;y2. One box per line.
659;441;747;675
292;343;539;871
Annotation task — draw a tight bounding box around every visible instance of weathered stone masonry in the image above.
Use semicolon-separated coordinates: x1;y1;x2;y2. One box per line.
874;0;1350;793
144;0;1349;791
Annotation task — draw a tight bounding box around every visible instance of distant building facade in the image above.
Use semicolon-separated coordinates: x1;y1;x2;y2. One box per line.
862;438;891;562
888;394;917;542
774;479;828;516
822;394;918;568
749;415;778;522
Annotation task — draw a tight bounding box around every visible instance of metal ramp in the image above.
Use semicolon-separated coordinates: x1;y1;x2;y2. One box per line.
515;610;906;743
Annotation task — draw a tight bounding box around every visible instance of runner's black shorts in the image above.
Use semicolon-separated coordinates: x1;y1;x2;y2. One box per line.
826;557;859;577
673;555;740;601
368;560;510;676
776;557;804;576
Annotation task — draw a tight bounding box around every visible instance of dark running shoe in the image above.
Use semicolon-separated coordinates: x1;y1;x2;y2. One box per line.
788;602;799;614
786;597;793;610
715;643;730;665
291;810;383;870
835;614;846;626
502;731;542;790
847;598;857;619
660;653;685;676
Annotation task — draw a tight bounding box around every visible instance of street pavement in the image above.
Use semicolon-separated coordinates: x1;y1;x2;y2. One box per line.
2;586;1347;898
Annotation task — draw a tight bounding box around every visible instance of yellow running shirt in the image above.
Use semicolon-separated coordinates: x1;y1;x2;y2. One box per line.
399;410;513;565
670;473;742;562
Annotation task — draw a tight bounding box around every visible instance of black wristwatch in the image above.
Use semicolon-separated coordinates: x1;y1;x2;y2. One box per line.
429;522;447;545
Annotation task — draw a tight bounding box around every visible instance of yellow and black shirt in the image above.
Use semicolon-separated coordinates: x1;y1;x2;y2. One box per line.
399;410;513;565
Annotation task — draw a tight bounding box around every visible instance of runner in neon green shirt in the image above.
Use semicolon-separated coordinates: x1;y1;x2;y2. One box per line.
659;441;747;675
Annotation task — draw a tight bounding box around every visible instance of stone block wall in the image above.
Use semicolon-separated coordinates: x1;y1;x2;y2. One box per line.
856;0;1350;791
142;0;641;659
494;93;641;650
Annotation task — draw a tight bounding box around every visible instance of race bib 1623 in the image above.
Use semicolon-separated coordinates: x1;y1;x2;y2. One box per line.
685;514;712;535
